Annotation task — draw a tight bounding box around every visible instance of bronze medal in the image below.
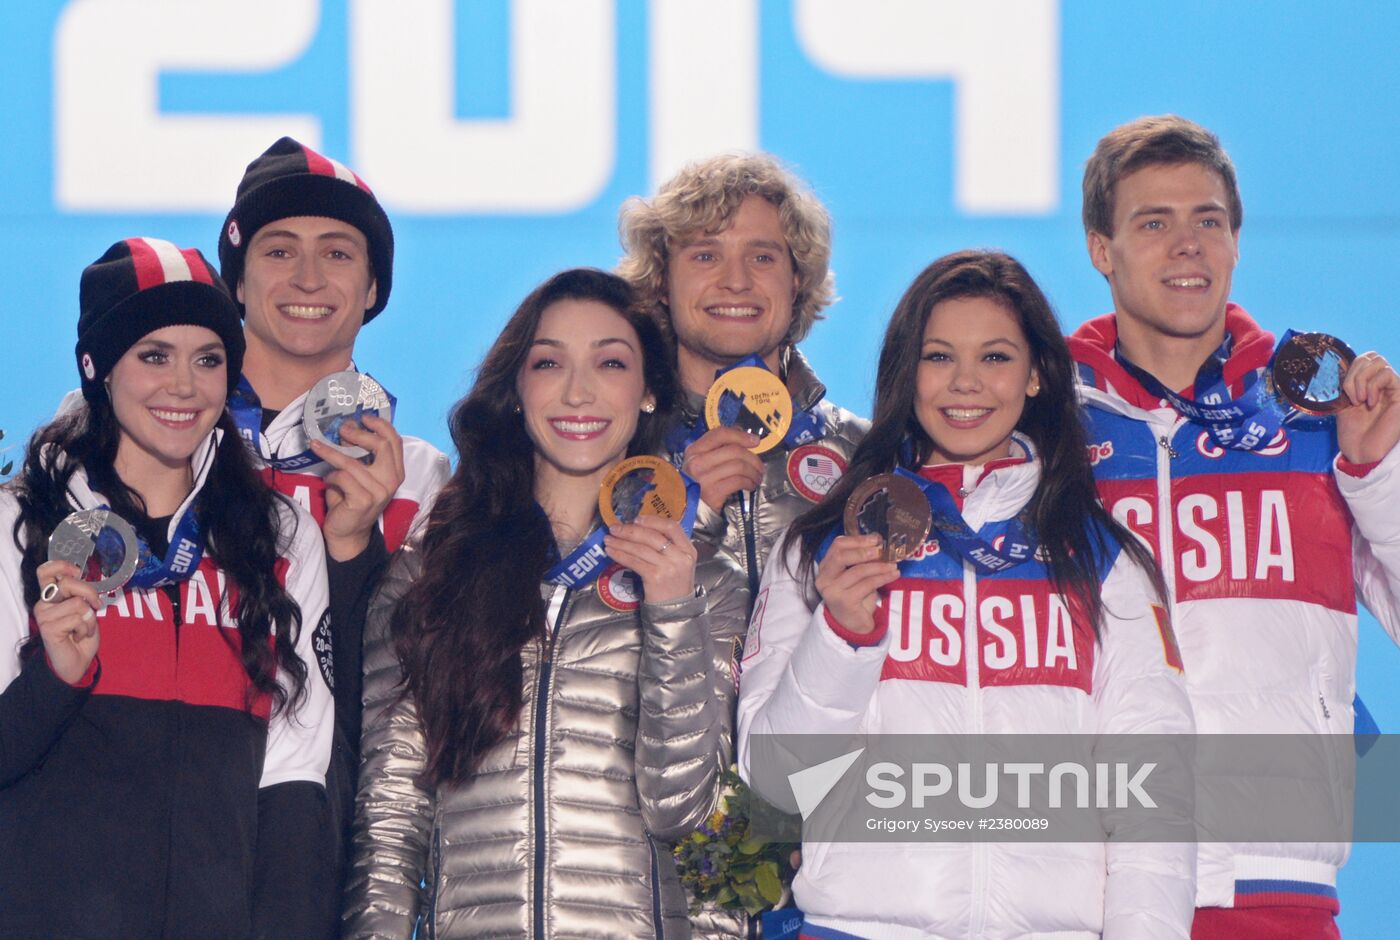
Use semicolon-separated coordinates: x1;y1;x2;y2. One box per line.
703;367;792;454
843;473;932;562
1271;332;1356;416
303;371;394;459
48;508;140;594
599;456;689;527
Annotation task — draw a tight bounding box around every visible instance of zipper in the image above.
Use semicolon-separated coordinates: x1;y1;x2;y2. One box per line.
647;835;666;939
533;587;571;939
963;557;987;938
1155;422;1181;604
426;824;441;940
739;491;760;600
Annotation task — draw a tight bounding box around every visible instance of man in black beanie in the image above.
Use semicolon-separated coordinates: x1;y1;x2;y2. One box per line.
218;138;449;922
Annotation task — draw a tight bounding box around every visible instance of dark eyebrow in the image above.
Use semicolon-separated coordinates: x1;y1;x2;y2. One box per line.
921;336;1023;348
530;337;637;351
135;339;226;352
250;227;364;246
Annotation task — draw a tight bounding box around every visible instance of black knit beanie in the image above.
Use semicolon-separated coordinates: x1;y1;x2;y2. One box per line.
218;137;393;321
77;238;246;403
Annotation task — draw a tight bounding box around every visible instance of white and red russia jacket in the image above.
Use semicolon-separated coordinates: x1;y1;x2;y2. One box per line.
1070;305;1400;913
737;444;1196;940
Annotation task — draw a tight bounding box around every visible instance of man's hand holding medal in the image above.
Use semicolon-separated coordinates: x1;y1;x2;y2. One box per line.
303;371;408;560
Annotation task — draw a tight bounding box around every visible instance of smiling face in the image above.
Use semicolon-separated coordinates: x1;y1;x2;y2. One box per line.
517;298;654;489
109;324;228;476
915;296;1039;467
238;215;378;371
664;195;800;391
1087;161;1240;358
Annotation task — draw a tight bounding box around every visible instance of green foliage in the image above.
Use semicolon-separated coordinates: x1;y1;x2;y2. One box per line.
673;766;798;917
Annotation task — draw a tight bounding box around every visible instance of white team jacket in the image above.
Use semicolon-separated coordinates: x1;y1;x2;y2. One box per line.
1072;308;1400;913
737;450;1196;939
0;432;334;789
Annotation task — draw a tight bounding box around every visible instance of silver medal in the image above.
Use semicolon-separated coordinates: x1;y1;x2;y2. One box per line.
47;509;140;594
302;371;394;460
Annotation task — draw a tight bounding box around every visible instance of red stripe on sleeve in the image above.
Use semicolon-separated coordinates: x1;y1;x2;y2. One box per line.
124;238;166;290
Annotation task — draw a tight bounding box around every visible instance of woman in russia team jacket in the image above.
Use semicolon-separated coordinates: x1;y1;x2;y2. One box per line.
0;239;334;938
737;251;1196;939
344;268;747;938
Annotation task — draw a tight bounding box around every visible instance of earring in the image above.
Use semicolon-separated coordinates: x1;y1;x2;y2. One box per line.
513;403;522;414
642;401;655;414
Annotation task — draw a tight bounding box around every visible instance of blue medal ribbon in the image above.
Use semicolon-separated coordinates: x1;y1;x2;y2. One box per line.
815;468;1038;576
105;503;205;589
1114;331;1319;452
665;354;830;463
228;373;398;472
543;470;701;589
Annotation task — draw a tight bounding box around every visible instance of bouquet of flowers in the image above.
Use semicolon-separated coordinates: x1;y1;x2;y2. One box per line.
674;765;797;916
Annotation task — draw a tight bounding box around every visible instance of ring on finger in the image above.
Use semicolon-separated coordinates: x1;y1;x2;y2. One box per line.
659;539;671;554
40;580;61;603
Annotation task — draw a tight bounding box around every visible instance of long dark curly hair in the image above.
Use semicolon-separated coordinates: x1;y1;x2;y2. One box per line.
783;249;1164;635
10;398;307;715
392;268;678;786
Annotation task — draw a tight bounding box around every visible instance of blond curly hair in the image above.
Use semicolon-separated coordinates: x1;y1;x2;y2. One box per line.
617;153;835;345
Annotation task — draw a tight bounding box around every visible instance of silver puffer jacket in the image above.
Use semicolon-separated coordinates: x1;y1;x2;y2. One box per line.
343;540;748;939
675;348;868;939
680;347;869;592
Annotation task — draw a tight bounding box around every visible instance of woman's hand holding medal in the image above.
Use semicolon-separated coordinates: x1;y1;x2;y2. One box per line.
603;515;698;604
814;534;900;635
599;456;699;604
1336;350;1400;465
33;559;101;685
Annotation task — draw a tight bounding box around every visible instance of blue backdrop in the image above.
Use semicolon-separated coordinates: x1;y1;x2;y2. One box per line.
5;2;1400;931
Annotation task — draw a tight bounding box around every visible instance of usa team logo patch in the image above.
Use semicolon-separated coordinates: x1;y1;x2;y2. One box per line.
597;563;642;611
787;444;847;502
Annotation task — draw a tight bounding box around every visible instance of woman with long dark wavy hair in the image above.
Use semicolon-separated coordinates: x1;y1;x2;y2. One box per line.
737;250;1196;939
0;238;334;938
345;268;747;938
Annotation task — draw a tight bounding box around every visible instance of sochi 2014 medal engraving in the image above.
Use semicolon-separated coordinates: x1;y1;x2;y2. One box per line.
303;371;394;460
47;509;139;594
703;367;793;455
1271;332;1356;416
599;456;689;528
843;474;932;563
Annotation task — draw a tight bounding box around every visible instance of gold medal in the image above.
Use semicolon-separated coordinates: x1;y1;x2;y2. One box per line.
703;366;792;454
599;456;689;527
1271;332;1356;416
843;473;932;562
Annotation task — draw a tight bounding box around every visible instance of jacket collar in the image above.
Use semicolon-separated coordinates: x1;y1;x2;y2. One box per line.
1069;303;1275;411
916;433;1040;525
59;430;221;541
